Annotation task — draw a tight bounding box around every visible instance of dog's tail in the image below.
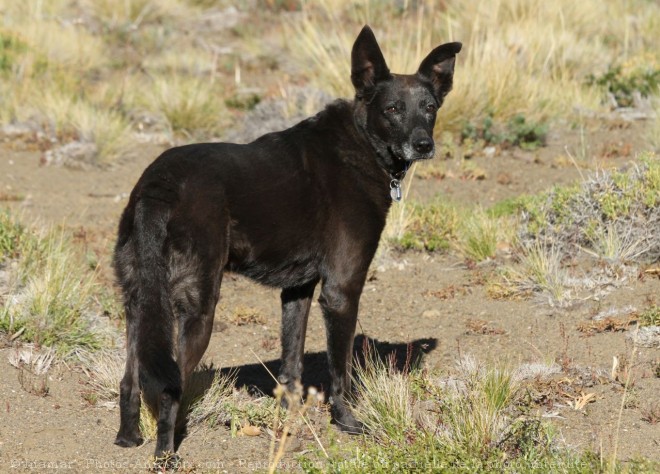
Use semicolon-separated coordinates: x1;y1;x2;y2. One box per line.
119;187;182;411
137;197;181;408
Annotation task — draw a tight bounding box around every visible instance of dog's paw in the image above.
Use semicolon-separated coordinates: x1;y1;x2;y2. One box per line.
335;418;365;435
114;433;144;448
331;408;365;435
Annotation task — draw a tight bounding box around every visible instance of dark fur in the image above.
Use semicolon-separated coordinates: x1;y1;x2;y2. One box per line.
114;25;461;457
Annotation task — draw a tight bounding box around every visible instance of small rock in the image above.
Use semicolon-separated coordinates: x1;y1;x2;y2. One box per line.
421;309;441;319
483;146;496;157
496;172;512;185
284;437;303;452
626;326;660;348
239;425;261;437
42;141;98;169
1;120;42;138
212;321;228;333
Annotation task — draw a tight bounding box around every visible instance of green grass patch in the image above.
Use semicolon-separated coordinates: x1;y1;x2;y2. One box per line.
489;152;659;306
638;305;660;327
0;30;28;75
225;92;262;111
393;197;459;252
0;211;30;261
390;198;512;261
0;212;104;355
487;195;540;219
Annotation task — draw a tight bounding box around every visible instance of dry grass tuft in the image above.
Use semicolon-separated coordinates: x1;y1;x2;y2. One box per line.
387;195;460;252
640;401;660;425
187;368;237;427
455;208;500;262
225;305;266;326
8;344;56;375
503;241;571;307
139;75;227;139
78;349;125;407
7;345;56;396
139;402;158;441
353;350;417;442
465;319;506;336
577;316;638;335
439;355;522;455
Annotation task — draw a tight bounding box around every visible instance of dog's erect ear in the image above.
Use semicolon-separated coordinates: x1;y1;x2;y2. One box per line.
417;42;462;100
351;25;391;97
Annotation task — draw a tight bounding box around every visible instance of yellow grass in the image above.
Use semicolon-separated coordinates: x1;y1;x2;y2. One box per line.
288;0;657;131
82;0;192;28
139;74;227;138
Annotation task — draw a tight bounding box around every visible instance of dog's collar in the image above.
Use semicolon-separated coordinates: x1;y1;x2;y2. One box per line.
388;162;410;202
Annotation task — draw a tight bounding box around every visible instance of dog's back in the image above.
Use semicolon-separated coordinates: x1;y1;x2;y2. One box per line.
116;99;389;291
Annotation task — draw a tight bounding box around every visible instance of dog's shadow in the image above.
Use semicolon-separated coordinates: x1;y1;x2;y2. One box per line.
177;335;437;444
224;335;438;396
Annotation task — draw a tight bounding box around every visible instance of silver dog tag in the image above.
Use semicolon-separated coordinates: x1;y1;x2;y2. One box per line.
390;180;402;202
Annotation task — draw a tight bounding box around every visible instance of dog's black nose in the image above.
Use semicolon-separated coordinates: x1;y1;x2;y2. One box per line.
413;138;434;154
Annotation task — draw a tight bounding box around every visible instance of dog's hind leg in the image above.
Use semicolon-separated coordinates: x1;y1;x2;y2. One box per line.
169;253;223;380
171;271;222;450
278;280;318;397
175;276;221;383
167;209;228;449
115;313;143;447
114;234;144;448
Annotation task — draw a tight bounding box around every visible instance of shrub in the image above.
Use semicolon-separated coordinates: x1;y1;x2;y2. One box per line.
461;114;548;150
586;54;660;108
519;153;660;263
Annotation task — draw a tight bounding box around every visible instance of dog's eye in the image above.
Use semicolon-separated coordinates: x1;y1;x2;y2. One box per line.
425;104;437;113
385;105;398;114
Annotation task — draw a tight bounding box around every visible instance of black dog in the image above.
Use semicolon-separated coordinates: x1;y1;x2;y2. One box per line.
114;25;461;457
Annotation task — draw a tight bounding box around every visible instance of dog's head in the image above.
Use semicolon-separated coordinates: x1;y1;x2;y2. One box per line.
351;25;461;169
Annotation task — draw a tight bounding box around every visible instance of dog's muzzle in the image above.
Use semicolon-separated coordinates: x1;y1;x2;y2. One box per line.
402;141;435;161
403;129;435;161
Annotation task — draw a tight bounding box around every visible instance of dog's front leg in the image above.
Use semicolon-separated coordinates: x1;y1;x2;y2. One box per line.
319;280;364;434
278;281;318;400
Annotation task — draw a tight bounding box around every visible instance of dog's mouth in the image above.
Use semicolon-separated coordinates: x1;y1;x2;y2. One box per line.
391;144;435;162
412;149;436;161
